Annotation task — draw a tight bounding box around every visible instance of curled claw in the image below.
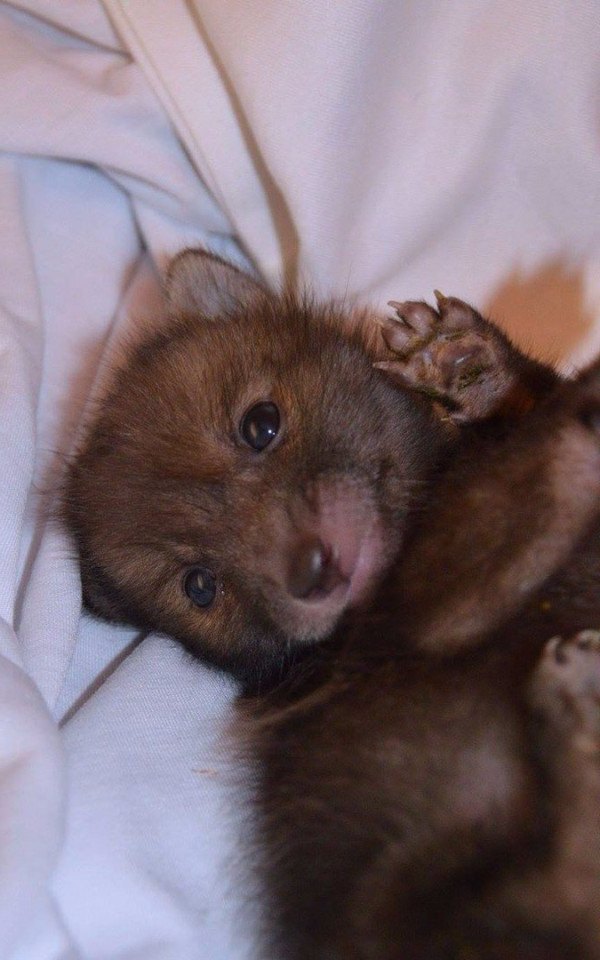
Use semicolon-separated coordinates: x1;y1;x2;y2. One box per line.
431;293;483;332
386;300;438;337
387;301;416;330
374;314;414;351
387;300;406;313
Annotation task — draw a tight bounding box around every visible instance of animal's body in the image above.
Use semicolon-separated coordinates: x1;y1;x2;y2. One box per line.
253;376;600;959
63;251;600;958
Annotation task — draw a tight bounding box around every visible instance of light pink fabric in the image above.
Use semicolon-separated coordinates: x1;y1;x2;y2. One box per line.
0;1;599;957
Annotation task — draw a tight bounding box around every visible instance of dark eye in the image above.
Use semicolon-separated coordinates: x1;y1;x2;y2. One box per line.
183;567;217;608
240;401;280;451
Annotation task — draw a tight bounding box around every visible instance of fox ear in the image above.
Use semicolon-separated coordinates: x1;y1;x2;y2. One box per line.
165;249;265;318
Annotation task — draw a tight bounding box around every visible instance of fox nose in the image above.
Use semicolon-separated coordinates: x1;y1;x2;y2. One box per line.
287;539;346;600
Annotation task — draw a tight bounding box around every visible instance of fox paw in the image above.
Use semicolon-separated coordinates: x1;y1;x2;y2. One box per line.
531;631;600;753
375;293;515;423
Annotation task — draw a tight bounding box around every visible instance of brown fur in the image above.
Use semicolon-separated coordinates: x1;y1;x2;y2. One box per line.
252;367;600;959
63;251;600;958
63;252;443;688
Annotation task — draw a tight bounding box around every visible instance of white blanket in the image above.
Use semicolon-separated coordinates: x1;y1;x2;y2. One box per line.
1;1;599;957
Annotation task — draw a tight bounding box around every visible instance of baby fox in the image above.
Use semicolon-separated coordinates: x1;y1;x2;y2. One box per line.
63;251;600;958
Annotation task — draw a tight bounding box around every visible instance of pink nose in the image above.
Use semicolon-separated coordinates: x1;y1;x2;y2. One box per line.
287;539;347;600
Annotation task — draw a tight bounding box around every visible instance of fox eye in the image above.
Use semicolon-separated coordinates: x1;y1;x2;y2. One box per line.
184;567;217;608
240;402;280;451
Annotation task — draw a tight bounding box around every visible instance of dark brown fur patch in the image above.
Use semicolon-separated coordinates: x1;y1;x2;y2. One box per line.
63;251;600;957
248;360;600;959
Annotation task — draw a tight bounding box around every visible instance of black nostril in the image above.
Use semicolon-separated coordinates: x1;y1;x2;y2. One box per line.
287;539;344;600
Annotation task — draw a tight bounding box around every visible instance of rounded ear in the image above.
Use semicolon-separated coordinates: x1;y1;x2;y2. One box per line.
165;249;265;318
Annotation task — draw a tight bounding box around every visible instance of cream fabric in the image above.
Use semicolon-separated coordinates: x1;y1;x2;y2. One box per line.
1;1;599;957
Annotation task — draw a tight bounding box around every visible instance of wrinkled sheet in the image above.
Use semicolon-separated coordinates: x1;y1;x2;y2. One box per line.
0;1;599;957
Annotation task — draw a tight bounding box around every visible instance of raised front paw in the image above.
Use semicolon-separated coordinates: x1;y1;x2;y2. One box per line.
531;631;600;751
374;293;522;423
